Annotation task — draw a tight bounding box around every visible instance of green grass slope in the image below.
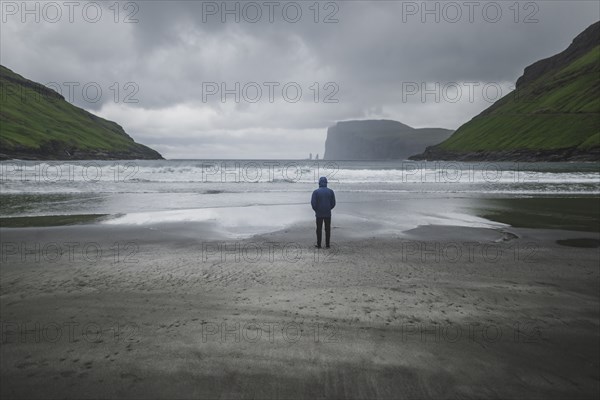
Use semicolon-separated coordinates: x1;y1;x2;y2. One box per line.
414;21;600;161
0;65;162;160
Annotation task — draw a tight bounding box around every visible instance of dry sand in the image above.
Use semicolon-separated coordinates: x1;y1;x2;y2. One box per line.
0;221;598;399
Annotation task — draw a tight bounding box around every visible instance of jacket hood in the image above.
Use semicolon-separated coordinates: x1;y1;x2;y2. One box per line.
319;177;327;187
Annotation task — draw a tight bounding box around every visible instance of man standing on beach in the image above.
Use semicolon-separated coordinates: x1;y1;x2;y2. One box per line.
311;176;336;249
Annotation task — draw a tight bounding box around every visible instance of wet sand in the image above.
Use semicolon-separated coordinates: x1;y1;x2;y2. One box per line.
0;220;599;399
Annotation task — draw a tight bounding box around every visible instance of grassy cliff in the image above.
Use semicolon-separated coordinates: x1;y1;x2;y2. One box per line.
413;21;600;161
0;65;162;160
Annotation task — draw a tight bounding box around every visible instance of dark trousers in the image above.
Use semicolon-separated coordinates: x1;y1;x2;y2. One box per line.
316;217;331;247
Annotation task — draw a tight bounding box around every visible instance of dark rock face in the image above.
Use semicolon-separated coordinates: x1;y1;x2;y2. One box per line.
516;21;600;89
410;146;600;162
0;142;163;161
1;71;64;101
324;120;453;160
410;21;600;162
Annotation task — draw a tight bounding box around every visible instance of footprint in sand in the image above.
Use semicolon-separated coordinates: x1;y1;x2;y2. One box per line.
120;372;143;383
60;370;76;378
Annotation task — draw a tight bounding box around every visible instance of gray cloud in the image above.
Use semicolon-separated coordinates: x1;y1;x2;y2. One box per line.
1;0;598;158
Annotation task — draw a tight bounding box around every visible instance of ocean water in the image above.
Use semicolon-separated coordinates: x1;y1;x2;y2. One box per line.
1;160;598;235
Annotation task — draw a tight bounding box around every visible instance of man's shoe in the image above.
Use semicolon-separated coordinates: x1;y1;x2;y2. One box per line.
325;245;330;249
315;245;322;248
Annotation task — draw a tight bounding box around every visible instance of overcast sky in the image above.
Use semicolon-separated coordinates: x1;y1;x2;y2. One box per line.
1;0;598;158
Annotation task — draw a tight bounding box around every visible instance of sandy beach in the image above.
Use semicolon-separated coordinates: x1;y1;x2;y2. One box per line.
2;1;600;397
1;216;598;399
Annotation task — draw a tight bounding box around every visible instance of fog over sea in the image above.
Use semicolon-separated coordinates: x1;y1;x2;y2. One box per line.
1;160;598;237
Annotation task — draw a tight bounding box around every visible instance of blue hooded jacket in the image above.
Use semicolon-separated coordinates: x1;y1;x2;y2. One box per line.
311;177;336;218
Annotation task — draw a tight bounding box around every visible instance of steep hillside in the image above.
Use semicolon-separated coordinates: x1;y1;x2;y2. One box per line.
0;65;162;160
412;21;600;161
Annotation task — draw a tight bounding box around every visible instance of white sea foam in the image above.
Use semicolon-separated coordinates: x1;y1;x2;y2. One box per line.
1;161;598;225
